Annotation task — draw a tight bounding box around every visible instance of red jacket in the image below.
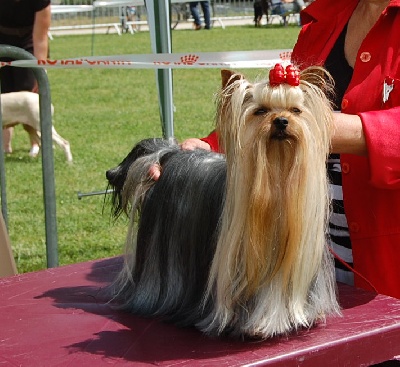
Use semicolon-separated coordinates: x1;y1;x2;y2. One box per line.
202;0;400;298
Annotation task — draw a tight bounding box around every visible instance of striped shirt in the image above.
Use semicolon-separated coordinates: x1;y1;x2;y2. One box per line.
327;154;354;285
324;23;355;285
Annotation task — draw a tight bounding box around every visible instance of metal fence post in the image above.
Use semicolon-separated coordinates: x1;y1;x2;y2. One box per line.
0;44;58;268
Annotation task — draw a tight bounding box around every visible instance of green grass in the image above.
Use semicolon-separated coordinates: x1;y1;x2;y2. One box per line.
5;24;300;273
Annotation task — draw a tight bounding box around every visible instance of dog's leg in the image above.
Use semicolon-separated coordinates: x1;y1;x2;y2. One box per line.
3;128;13;154
26;97;72;162
34;128;73;162
22;125;41;158
50;127;73;162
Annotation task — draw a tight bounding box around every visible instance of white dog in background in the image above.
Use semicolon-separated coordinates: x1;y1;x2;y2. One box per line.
1;91;73;162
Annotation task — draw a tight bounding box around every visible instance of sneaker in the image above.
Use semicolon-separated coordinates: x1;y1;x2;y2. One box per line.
193;24;202;30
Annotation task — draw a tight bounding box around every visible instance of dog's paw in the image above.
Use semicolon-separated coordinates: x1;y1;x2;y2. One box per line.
29;145;40;158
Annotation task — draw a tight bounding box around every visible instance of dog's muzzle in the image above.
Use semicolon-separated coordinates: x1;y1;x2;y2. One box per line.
106;168;115;181
106;167;120;186
273;117;288;130
272;117;289;140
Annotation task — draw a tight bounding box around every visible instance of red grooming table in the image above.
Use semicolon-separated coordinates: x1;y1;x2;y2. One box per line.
1;257;399;366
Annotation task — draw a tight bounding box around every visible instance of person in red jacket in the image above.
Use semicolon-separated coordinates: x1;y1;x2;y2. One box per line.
152;0;400;300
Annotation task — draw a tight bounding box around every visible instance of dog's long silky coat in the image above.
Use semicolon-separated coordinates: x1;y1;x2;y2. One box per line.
106;67;341;339
1;91;72;162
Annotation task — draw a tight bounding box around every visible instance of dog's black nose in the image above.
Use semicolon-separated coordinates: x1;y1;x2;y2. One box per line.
273;117;288;131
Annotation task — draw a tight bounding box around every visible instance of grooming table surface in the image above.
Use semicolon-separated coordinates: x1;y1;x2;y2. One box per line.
1;257;399;367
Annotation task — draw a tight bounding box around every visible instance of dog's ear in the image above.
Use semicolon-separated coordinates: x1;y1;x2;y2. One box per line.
221;69;244;89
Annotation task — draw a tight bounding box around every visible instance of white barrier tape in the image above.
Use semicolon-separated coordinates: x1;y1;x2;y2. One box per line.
51;5;94;14
0;50;292;70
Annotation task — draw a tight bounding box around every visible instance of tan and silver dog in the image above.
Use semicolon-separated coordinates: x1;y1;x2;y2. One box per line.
106;65;341;339
1;91;72;162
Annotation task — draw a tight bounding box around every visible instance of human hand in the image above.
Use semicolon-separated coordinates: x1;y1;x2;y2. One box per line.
180;138;211;151
148;138;211;181
149;163;161;181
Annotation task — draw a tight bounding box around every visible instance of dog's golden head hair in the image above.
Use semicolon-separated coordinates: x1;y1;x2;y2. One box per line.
202;66;337;337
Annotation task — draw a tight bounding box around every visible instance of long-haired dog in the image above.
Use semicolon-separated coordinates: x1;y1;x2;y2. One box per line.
1;91;73;162
106;65;341;339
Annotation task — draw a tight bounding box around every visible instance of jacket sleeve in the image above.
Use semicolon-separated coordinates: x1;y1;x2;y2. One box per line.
360;106;400;188
200;130;221;152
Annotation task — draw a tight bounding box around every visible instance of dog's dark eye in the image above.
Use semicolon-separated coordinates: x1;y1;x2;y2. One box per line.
290;107;302;114
254;107;270;116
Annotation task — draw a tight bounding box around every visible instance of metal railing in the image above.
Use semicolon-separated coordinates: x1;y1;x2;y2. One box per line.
0;45;59;269
49;0;255;32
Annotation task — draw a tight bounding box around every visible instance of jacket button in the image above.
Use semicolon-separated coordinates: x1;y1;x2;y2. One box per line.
360;52;371;62
349;222;360;233
342;162;350;174
341;99;349;110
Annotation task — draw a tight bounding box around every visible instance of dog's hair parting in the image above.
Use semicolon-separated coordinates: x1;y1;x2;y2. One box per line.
1;91;73;162
106;66;341;339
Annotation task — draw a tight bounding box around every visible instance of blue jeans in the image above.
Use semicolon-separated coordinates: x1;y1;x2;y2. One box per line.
271;0;304;15
271;1;304;25
190;1;211;29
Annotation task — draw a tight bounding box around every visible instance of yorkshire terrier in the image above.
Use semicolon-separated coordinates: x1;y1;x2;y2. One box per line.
106;65;341;339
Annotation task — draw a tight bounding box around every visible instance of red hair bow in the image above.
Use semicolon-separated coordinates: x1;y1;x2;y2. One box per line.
269;64;300;87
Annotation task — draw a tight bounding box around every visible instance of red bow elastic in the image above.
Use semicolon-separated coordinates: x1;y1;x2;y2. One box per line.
269;64;300;87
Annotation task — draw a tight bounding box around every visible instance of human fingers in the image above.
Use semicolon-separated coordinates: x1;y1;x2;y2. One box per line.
149;163;161;181
180;138;211;151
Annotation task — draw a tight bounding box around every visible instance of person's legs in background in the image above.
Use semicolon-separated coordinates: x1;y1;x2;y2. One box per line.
189;1;202;30
271;2;288;25
272;1;305;26
200;1;211;29
271;1;284;15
